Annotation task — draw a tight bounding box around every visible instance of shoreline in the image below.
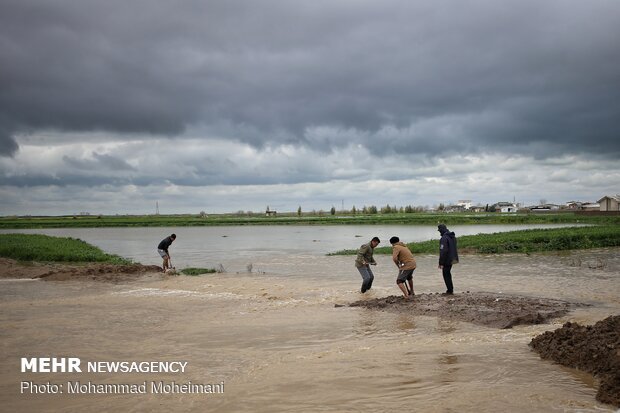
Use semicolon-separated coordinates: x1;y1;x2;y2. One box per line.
0;258;163;282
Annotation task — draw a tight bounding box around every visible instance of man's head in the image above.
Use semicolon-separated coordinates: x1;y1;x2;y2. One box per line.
438;224;448;235
389;236;399;245
170;234;177;241
371;236;380;248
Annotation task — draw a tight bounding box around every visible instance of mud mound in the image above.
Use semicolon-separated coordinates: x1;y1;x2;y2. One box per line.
530;316;620;407
348;292;582;329
0;258;163;282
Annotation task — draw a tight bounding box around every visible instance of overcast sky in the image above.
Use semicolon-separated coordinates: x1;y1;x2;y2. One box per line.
1;0;619;215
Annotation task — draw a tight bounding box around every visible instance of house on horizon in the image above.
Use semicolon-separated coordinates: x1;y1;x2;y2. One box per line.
494;202;518;213
597;195;620;212
530;203;560;212
581;202;600;211
265;206;277;217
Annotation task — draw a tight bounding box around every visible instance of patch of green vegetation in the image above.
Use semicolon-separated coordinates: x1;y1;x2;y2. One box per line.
0;212;619;229
330;226;620;255
180;267;217;276
0;233;132;264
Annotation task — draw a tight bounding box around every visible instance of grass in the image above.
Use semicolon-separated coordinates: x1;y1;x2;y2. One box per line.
0;233;132;264
0;212;619;229
330;226;620;255
180;267;217;276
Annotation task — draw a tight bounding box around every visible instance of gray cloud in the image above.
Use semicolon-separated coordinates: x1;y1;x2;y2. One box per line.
1;0;619;159
63;152;136;171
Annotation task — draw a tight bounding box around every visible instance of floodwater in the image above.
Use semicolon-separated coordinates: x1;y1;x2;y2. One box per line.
1;225;619;412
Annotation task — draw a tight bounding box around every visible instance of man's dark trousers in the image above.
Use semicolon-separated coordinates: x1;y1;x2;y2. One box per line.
442;264;453;294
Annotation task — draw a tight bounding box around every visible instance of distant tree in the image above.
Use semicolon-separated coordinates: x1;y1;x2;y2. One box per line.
362;206;368;214
438;203;445;211
351;205;357;215
330;206;336;215
381;204;392;214
539;199;547;206
399;206;404;213
368;205;378;214
199;211;208;218
297;206;302;217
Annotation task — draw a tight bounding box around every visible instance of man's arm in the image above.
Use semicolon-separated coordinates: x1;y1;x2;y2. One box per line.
392;248;401;268
439;236;449;266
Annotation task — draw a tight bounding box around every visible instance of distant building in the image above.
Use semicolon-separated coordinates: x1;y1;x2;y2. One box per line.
597;195;620;212
494;202;518;213
581;202;600;211
565;201;601;211
445;204;466;213
456;200;472;210
265;206;277;217
530;203;560;212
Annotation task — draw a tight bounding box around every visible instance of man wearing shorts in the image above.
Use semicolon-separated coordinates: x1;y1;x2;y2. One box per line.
390;236;416;298
157;234;176;271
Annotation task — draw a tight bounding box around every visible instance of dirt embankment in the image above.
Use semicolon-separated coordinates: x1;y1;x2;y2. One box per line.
0;258;162;282
347;292;583;329
530;316;620;407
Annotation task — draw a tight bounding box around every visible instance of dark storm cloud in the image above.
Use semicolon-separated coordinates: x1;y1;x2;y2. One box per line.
1;0;619;157
63;152;136;171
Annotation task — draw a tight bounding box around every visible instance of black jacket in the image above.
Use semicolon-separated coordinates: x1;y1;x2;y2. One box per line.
158;236;174;252
439;229;459;266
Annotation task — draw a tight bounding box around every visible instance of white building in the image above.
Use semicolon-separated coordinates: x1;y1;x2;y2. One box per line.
495;202;518;213
598;195;620;212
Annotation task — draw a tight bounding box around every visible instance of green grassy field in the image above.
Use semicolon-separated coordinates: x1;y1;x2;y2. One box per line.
331;226;620;255
1;212;618;228
0;233;132;264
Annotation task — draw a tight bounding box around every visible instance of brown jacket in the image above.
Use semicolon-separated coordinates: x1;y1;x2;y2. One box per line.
392;242;416;270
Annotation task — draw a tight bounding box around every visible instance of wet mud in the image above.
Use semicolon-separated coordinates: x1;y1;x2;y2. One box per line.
347;291;583;329
0;258;162;282
530;315;620;407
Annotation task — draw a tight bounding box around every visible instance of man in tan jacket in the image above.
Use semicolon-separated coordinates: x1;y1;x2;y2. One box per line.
390;236;416;298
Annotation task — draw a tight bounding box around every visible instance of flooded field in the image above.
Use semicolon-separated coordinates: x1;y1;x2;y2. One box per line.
1;226;618;412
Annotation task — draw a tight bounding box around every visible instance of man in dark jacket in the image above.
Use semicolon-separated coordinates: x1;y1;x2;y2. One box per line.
157;234;176;271
438;224;458;294
355;237;380;293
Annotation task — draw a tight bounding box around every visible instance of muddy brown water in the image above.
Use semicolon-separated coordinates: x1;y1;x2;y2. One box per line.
1;227;619;412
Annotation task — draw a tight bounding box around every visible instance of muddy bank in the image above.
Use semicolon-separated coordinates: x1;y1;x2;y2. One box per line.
347;292;583;329
0;258;162;282
530;316;620;407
